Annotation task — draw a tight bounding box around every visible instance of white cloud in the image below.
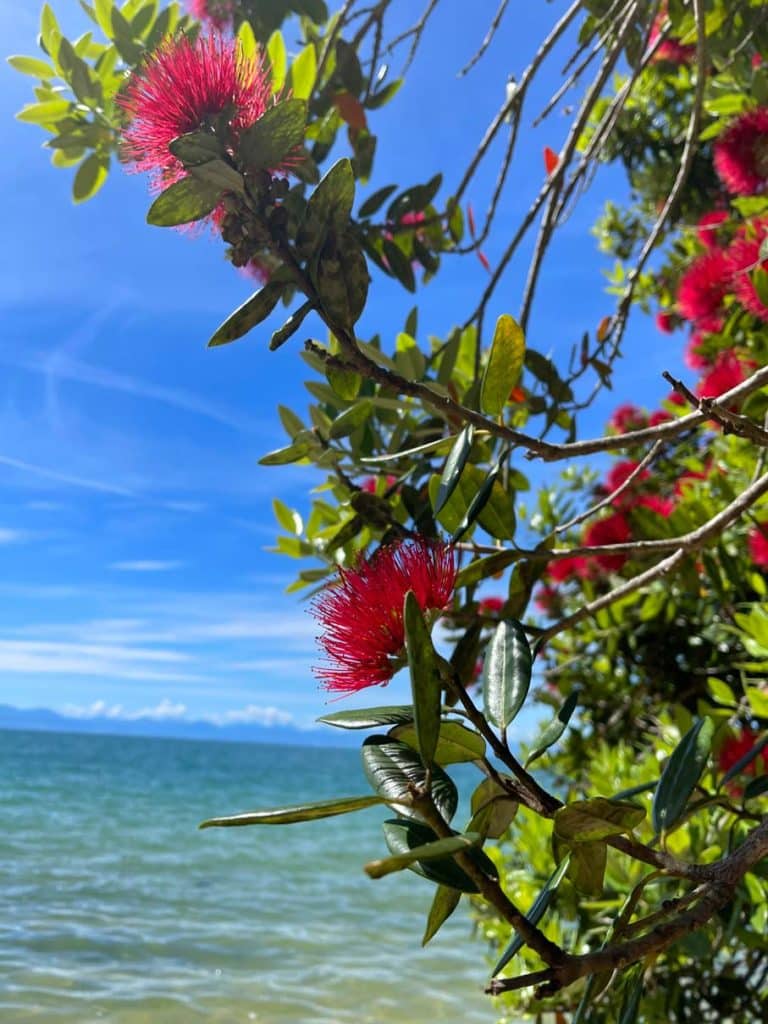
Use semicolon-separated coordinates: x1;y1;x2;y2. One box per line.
109;560;184;573
0;453;137;497
0;527;28;544
0;639;200;683
60;698;294;727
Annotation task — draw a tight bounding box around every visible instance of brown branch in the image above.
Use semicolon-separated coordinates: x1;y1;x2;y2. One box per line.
458;0;510;77
487;816;768;997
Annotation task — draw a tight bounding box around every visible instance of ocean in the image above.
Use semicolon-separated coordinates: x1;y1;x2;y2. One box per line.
1;729;500;1023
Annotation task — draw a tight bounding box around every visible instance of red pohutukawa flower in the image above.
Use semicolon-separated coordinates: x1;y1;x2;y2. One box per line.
187;0;234;30
119;33;274;192
311;538;457;693
696;350;751;399
749;523;768;569
697;210;729;249
647;9;695;66
583;511;631;571
717;728;768;778
714;108;768;196
727;219;768;321
676;249;732;333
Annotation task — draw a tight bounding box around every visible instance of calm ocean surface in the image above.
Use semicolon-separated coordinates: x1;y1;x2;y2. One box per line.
1;729;500;1023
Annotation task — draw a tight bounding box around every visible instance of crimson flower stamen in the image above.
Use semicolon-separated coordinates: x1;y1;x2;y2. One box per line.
311;538;457;693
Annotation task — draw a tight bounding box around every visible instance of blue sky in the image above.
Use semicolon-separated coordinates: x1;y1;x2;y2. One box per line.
0;1;682;731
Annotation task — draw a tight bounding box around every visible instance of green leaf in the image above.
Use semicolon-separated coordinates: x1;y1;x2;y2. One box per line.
16;99;72;124
314;231;369;328
168;131;224;167
456;550;520;589
362;736;458;822
403;591;442;768
146;175;220;227
289;42;317;101
272;498;302;535
392;721;486;766
565;840;607;896
744;774;768;801
525;690;579;766
237;99;307;171
434;425;474;516
40;4;61;53
327;364;361;400
652;717;715;834
7;55;56;77
359;184;397;218
618;966;644;1024
422;885;461;945
236;19;257;62
382;238;416;292
387;174;442;222
482;619;532;730
447;198;464;243
318;705;415;730
468;777;518;838
327;399;373;440
199;793;383;828
429;464;515;541
480;314;526;416
298;157;355;254
269;301;314;351
491;856;570;975
266;29;287;92
366;830;482;879
72;153;108;203
258;435;316;466
380;818;497;892
208;280;286;347
554;798;645;842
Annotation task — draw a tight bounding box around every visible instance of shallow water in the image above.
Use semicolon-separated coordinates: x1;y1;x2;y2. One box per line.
1;729;499;1023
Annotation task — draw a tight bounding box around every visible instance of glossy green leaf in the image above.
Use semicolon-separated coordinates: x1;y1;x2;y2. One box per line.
147;176;220;227
328;399;373;440
434;425;474;516
236;19;257;62
422;884;461;945
525;689;579;766
391;721;485;766
289;42;317;101
258;435;316;466
563;839;607;896
382;238;416;292
168;131;223;166
238;99;307;171
380;818;497;892
327;365;361;400
270;301;313;351
428;464;515;541
361;736;458;822
456;550;520;589
618;966;644;1024
366;830;482;879
468;777;518;838
208;279;286;347
199;793;383;828
491;856;570;975
652;717;715;834
482;619;532;730
314;231;369;328
403;591;442;768
480;314;525;416
387;173;442;222
187;158;245;195
298;158;355;254
358;184;397;218
16;99;72;124
266;29;287;92
744;774;768;801
554;798;645;842
7;55;55;77
317;705;415;730
72;153;107;203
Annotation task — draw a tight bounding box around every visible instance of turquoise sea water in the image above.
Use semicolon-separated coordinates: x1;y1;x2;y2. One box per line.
1;729;499;1023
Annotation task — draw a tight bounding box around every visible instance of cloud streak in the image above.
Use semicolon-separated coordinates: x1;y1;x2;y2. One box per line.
109;560;184;572
60;697;295;727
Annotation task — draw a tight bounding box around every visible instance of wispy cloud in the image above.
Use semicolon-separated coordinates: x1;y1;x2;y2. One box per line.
60;697;294;727
0;639;202;683
0;527;28;544
0;453;138;497
109;560;184;573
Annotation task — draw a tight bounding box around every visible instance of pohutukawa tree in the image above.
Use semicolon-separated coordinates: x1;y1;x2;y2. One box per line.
12;1;768;1020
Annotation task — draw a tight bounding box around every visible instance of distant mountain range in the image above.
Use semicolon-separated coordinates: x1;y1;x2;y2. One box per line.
0;704;357;747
